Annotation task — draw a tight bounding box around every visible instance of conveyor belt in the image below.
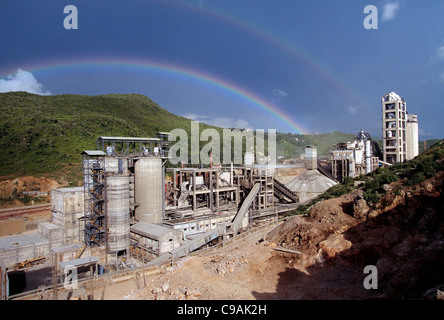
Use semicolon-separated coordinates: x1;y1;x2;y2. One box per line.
273;179;298;203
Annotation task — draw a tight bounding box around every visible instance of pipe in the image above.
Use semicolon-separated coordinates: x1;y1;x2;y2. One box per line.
365;140;372;174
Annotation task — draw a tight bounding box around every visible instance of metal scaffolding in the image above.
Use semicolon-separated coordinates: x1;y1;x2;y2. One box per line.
96;134;171;159
81;151;107;248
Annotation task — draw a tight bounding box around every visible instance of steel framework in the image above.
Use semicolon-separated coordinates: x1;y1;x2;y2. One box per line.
96;134;171;159
81;150;107;247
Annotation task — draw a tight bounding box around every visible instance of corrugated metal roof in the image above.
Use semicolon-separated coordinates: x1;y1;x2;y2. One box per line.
58;256;98;269
52;187;84;193
131;222;179;239
81;150;106;156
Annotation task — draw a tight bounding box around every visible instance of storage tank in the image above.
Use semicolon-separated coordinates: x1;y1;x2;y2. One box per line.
134;158;162;223
365;140;372;174
106;175;130;253
406;113;419;161
304;146;317;170
105;157;128;174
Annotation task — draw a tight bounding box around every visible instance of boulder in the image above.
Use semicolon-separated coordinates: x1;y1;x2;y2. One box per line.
318;234;352;259
352;190;371;220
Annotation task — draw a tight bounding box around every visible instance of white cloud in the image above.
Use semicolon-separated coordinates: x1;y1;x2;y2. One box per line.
381;2;400;22
208;117;252;129
348;106;358;114
182;113;208;121
271;89;287;102
181;113;252;129
437;46;444;60
439;72;444;82
0;69;51;95
419;128;432;137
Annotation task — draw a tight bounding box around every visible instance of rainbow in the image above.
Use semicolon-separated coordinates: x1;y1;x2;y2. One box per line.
0;57;312;134
171;1;374;113
0;1;375;134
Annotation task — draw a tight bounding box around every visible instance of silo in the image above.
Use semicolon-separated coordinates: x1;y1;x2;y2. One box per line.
106;175;130;253
134;158;163;223
304;146;317;170
365;140;372;174
105;157;128;174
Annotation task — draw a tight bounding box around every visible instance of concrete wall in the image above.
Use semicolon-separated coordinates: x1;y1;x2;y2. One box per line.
132;232;182;255
130;222;183;255
0;234;51;268
38;222;64;243
51;187;84;215
50;187;84;244
51;210;83;243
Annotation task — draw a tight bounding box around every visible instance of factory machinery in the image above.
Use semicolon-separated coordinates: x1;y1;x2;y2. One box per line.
329;130;381;182
80;134;300;269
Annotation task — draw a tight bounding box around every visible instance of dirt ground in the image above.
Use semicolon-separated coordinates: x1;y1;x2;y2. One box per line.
97;172;444;301
98;223;371;300
0;176;65;209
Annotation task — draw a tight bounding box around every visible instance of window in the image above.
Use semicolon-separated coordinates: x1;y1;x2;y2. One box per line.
385;103;395;110
387;121;396;129
386;131;396;138
386;112;395;119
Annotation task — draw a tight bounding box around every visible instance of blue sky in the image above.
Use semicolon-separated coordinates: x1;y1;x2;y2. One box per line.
1;0;443;139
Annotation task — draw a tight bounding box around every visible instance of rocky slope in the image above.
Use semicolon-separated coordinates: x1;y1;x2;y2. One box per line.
102;141;444;300
267;146;444;299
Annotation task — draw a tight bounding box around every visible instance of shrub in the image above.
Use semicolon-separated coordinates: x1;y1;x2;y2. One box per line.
364;189;380;206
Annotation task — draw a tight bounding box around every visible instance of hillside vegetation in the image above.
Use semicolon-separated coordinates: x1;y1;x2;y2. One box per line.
0;92;199;179
276;131;358;159
0;92;437;185
0;92;366;181
291;139;444;216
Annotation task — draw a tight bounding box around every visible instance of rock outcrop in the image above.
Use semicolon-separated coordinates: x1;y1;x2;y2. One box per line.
267;170;444;299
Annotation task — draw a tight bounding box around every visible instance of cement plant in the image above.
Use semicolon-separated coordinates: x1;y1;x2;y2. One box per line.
1;91;443;301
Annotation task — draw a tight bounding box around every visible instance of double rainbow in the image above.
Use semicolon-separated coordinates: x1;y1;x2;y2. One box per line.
0;1;373;135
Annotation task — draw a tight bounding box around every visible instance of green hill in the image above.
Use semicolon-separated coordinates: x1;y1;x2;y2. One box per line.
276;131;358;159
0;92;199;178
1;92;435;186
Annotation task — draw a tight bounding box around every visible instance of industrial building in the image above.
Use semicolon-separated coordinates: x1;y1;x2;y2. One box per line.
285;146;338;202
0;90;421;298
0;133;303;299
329;130;381;182
382;92;419;164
